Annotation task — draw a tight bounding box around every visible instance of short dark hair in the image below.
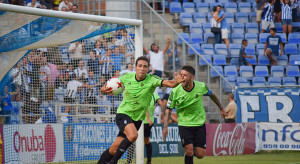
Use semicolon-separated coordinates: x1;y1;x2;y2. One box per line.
270;28;276;32
181;65;195;76
73;4;78;8
228;93;234;100
135;56;149;67
242;39;248;45
212;6;217;12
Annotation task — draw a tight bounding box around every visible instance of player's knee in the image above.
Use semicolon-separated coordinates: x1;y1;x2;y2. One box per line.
185;150;194;156
266;49;271;55
144;137;150;144
195;153;205;159
127;132;138;142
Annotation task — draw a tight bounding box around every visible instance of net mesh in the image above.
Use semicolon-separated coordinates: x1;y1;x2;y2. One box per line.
0;10;137;164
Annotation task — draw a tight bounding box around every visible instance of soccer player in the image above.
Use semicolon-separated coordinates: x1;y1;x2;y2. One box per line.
98;56;182;164
162;65;227;164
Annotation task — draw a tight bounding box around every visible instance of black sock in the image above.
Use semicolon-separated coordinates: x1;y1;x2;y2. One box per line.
98;148;113;164
126;144;135;164
185;154;193;164
145;143;152;163
110;137;133;164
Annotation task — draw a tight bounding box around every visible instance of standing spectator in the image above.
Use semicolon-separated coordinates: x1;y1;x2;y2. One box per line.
40;0;52;9
70;4;78;13
212;6;222;44
291;0;298;22
216;5;230;50
263;28;283;65
84;71;99;114
87;50;100;81
39;56;50;101
8;0;24;6
27;0;45;8
120;63;135;75
256;0;266;28
281;0;293;39
143;38;171;77
74;60;88;79
58;0;73;11
94;40;105;58
99;48;113;81
111;46;124;72
238;39;254;71
274;0;282;22
69;41;85;68
261;0;275;33
224;93;237;123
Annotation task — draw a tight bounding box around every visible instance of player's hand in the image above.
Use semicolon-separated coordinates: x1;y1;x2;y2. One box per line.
100;83;113;95
162;126;168;141
149;120;153;127
220;108;227;118
174;72;183;84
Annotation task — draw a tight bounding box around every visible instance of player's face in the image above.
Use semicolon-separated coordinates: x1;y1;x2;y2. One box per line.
135;60;149;80
180;70;194;88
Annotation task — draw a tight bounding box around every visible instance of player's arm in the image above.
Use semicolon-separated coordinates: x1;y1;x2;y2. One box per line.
146;109;153;126
162;72;183;88
209;92;227;118
163;38;171;54
157;99;165;118
163;108;172;141
143;45;149;54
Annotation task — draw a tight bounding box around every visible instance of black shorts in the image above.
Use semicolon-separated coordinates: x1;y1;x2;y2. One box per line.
64;96;75;104
178;124;206;149
116;114;142;138
144;123;153;138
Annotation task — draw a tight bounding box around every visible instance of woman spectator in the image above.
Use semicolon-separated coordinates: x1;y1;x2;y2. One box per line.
274;0;282;22
281;0;293;39
212;6;222;44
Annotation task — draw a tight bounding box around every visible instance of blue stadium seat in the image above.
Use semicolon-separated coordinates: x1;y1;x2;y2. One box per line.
288;33;300;44
246;55;257;65
258;55;270;65
277;33;287;43
256;44;265;56
190;33;203;44
188;43;201;55
210;66;224;77
225;3;237;13
224;66;238;77
204;32;215;43
249;12;257;23
252;77;267;87
201;44;215;55
246;23;259;33
236;13;249;24
245;33;258;44
292;22;300;31
199;55;212;66
230;58;239;67
183;2;195;13
271;66;284;77
177;33;189;44
245;43;256;55
225;13;235;24
237;77;251;87
286;66;300;77
275;23;283;33
232;33;245;44
207;13;213;23
219;0;230;4
268;77;282;86
229;44;242;58
285;43;298;55
203;23;212;33
205;0;217;3
170;2;182;14
283;77;297;85
209;3;221;10
194;13;207;23
213;55;227;65
193;0;201;4
240;66;254;79
259;33;269;43
190;23;203;33
277;55;288;66
215;44;228;55
180;12;193;26
232;23;245;33
239;3;252;13
289;55;300;65
255;66;269;77
223;77;236;93
196;3;209;13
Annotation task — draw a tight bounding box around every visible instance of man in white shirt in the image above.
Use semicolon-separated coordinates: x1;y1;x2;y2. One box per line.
143;38;171;77
69;41;85;67
58;0;73;11
74;60;88;79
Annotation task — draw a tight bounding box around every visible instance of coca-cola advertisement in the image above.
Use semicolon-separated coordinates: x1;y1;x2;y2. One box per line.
206;123;256;156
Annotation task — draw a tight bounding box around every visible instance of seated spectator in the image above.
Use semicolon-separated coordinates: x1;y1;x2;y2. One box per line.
52;0;60;10
39;56;50;101
120;63;135;75
261;0;275;33
74;60;88;79
238;39;253;71
40;0;52;9
111;46;124;72
27;0;45;8
107;37;116;50
281;0;293;39
61;6;67;12
70;4;78;13
99;48;113;81
87;50;100;80
58;0;73;11
94;40;105;58
0;86;13;124
84;71;101;114
263;28;283;65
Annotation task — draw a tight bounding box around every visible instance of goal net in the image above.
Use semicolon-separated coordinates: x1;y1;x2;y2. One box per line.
0;3;143;164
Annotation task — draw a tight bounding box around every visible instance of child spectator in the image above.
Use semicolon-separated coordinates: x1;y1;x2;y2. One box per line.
238;39;254;71
263;28;283;65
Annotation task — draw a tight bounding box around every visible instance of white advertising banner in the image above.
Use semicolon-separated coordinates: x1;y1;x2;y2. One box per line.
257;123;300;150
4;124;65;163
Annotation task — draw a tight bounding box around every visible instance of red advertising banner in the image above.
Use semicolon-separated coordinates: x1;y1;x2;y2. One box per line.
206;123;256;156
0;125;3;163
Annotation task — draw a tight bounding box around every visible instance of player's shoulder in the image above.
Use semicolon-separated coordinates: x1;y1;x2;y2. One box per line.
194;81;206;87
148;74;162;80
120;72;135;79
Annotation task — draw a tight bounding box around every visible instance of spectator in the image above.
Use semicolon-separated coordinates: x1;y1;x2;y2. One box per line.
58;0;73;11
281;0;293;39
27;0;45;8
0;86;13;124
107;37;116;50
263;28;283;65
256;0;266;27
99;48;113;81
9;0;24;6
111;46;124;72
216;5;230;50
274;0;282;22
224;93;237;123
261;0;275;33
212;6;222;44
74;60;88;79
143;38;171;77
39;56;50;101
120;63;135;75
0;0;8;3
291;0;298;22
52;0;60;10
94;40;105;58
69;41;85;68
70;4;78;13
167;41;181;72
61;6;67;12
238;39;253;71
40;0;52;9
84;71;99;114
87;50;100;78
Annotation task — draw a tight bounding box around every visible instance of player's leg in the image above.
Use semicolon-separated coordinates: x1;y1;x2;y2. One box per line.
179;126;194;164
194;124;206;159
98;136;124;164
184;144;194;164
144;123;153;164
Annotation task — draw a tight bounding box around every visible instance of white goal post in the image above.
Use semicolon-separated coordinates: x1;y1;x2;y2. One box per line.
0;3;144;164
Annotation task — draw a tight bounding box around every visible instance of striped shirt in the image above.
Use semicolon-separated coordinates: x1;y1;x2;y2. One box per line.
281;3;293;20
262;3;274;22
100;55;112;74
